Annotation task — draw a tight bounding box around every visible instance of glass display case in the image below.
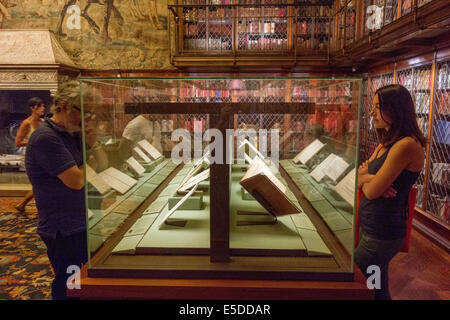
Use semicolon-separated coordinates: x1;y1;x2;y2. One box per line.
81;77;362;281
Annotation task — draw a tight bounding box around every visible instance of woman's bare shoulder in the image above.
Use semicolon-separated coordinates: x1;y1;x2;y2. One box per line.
394;136;423;150
392;137;424;167
20;118;32;128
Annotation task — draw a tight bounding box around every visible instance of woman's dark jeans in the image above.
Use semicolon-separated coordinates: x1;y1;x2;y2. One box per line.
355;230;404;300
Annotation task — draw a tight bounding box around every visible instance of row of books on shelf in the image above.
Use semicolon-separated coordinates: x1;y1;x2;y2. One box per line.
182;0;230;4
238;7;288;18
238;37;288;50
185;23;231;35
183;8;231;21
179;87;232;98
338;9;355;25
416;69;432;89
401;0;433;15
184;21;329;38
431;162;450;186
238;21;287;34
436;92;449;114
182;0;333;4
416;117;428;137
397;74;414;90
296;6;331;18
438;67;450;90
427;194;449;224
297;20;329;36
184;38;232;50
296;38;328;50
434;120;450;145
414;92;430;113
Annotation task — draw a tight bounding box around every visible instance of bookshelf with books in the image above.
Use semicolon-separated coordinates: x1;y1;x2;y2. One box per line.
295;2;333;53
170;0;335;66
426;61;450;224
362;72;394;161
334;0;356;50
181;1;233;52
396;64;432;209
361;53;450;244
237;0;289;51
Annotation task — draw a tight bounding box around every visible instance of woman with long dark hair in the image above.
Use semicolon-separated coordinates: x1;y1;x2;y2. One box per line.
356;84;426;300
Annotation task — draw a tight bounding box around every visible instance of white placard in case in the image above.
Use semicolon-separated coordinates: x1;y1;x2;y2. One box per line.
293;139;325;164
310;154;338;182
133;146;151;163
98;171;130;194
180;152;210;187
103;167;137;187
85;164;111;195
138;139;162;160
126;157;146;176
324;156;350;182
158;184;198;229
89;174;111;195
178;169;210;193
244;153;254;165
239;139;266;162
88;209;94;220
334;168;356;206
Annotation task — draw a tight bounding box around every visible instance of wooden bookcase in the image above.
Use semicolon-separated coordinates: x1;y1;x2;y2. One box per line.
362;57;449;235
168;0;335;67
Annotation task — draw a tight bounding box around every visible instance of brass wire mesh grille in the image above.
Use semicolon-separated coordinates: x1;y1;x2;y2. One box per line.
177;0;333;54
426;61;450;223
397;64;432;208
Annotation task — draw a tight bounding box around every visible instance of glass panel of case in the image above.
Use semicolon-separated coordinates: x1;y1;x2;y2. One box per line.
81;77;361;280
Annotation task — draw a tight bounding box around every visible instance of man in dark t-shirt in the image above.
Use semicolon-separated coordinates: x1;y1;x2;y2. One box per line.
26;81;87;300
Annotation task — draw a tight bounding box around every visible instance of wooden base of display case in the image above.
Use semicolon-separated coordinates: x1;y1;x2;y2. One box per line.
85;171;354;281
69;263;372;300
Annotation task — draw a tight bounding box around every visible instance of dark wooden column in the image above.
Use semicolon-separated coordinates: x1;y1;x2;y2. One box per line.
209;108;232;263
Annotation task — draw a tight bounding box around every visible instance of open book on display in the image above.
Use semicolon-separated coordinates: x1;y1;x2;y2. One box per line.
238;138;267;163
138;139;162;160
310;154;350;183
85;165;111;195
293;139;325;165
133;146;151;163
240;157;299;216
126;156;146;176
96;167;138;194
334;168;356;206
158;184;198;228
178;169;210;193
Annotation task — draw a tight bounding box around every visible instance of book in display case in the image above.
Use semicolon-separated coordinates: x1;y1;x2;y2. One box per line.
80;76;361;281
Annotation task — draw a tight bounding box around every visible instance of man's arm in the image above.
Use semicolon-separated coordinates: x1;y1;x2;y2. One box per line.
57;165;85;190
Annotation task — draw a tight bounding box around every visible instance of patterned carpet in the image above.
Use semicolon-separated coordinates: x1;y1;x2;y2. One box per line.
0;198;52;300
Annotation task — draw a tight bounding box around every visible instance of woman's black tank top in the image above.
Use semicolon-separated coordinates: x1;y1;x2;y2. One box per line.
359;142;420;240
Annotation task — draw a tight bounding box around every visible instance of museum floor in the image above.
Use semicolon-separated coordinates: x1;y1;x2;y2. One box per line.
0;197;448;300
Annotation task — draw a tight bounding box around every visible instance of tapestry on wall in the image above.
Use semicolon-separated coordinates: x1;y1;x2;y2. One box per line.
0;0;172;70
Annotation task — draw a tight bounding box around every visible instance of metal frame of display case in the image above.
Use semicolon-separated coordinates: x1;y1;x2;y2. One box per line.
82;77;362;281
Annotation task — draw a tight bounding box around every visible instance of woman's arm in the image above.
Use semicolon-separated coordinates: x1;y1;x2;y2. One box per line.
356;144;382;188
15;121;31;147
362;138;419;200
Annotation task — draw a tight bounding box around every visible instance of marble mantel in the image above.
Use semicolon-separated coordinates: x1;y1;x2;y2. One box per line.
0;30;79;95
